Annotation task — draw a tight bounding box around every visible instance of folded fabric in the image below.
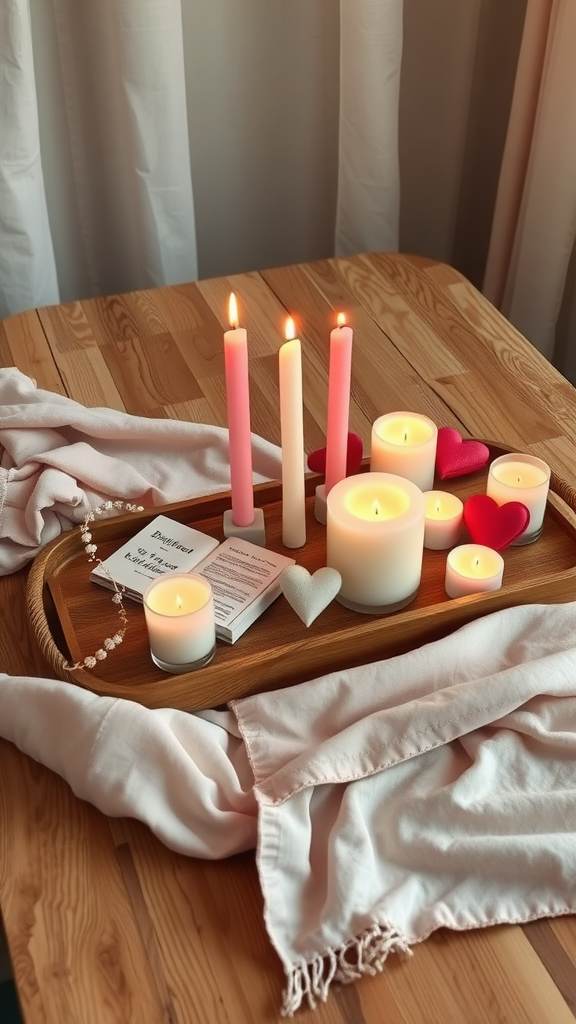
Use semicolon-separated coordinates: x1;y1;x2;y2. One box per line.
0;674;257;859
3;602;576;1016
0;367;282;574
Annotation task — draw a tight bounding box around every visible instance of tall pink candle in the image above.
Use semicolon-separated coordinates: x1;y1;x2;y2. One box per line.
224;293;254;526
325;313;353;495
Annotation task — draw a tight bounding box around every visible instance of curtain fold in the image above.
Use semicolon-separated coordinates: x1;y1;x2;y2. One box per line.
0;0;60;319
335;0;403;257
50;0;198;299
484;0;576;362
0;0;197;319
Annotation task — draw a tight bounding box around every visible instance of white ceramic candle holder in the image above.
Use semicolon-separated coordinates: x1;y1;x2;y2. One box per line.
143;573;216;673
486;453;550;544
222;507;266;547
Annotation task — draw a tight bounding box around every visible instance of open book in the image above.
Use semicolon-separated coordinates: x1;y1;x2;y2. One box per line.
91;515;294;643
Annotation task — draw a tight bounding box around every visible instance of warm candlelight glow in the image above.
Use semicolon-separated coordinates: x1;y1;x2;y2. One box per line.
337;312;347;327
435;500;441;515
346;484;409;521
285;316;296;341
228;292;239;329
175;594;183;610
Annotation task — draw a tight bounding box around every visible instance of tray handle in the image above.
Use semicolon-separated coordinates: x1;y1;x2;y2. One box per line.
550;471;576;514
26;539;83;685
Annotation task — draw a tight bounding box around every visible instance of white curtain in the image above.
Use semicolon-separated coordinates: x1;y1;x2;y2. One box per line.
1;0;197;320
335;0;403;257
484;0;576;362
0;0;59;315
0;0;403;322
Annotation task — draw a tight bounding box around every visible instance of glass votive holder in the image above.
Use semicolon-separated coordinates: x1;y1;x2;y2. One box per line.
143;573;216;673
486;453;550;544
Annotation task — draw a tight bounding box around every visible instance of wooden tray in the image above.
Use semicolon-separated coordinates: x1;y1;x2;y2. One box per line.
27;446;576;710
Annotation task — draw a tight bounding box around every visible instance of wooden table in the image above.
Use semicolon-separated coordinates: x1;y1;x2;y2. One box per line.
2;252;576;1024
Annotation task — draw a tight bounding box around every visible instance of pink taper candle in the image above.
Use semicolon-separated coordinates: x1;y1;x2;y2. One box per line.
224;293;255;526
325;313;353;495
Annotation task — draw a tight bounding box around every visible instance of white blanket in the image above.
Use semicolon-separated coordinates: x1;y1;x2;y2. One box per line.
3;602;576;1015
0;367;282;574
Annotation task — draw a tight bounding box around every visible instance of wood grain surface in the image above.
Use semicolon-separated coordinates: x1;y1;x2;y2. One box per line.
3;252;576;1023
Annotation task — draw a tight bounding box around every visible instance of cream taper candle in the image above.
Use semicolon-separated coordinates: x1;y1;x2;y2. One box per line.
279;318;306;548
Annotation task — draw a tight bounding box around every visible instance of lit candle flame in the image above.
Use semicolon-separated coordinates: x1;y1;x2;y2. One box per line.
285;316;296;341
228;292;239;329
337;312;347;328
175;594;183;611
372;499;382;518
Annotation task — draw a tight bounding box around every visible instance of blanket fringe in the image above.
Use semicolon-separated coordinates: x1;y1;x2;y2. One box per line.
281;920;412;1017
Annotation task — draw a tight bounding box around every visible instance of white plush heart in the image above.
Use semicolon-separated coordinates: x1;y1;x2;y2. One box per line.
279;565;342;627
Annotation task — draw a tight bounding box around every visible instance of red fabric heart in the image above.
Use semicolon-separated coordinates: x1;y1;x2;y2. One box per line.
463;494;530;551
436;427;490;480
307;433;363;476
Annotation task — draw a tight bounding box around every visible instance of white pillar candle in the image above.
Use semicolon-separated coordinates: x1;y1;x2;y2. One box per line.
445;544;504;598
486;453;550;543
143;573;216;673
326;473;425;613
424;490;464;550
371;412;438;491
279;319;306;548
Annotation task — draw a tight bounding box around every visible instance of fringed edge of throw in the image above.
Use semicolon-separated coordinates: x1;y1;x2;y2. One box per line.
281;920;413;1017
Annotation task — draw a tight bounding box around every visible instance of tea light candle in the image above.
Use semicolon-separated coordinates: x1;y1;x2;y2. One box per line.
486;453;550;544
424;490;464;550
371;412;438;491
326;472;425;613
445;544;504;598
143;573;216;673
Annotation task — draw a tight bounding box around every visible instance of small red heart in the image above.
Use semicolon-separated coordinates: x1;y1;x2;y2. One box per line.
307;432;364;476
463;494;530;551
436;427;490;480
